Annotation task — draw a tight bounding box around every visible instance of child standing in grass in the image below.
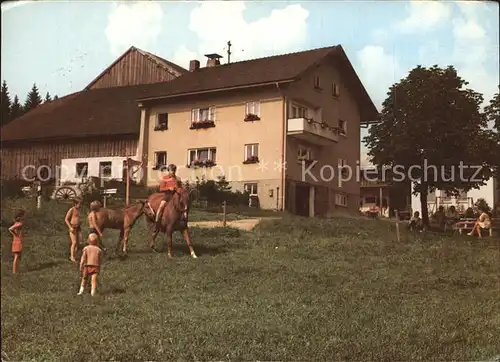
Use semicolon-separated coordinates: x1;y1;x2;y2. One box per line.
65;197;83;262
78;233;103;296
9;209;25;274
87;200;105;250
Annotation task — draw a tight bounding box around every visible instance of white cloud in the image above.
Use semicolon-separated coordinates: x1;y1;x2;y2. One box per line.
357;45;403;109
395;0;451;33
105;2;163;56
172;2;309;68
451;3;497;105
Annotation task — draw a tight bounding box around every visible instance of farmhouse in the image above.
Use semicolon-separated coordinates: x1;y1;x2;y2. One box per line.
1;46;186;182
135;45;378;215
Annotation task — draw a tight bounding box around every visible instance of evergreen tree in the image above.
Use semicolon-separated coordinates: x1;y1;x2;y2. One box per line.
24;83;42;111
1;80;12;126
10;95;23;120
44;92;52;102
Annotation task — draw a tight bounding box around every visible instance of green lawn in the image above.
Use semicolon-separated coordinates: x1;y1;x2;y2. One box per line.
1;199;500;361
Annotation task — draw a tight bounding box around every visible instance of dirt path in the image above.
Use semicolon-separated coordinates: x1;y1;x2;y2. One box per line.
189;217;280;231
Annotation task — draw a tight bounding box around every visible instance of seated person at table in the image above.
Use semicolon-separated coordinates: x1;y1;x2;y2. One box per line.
408;211;424;232
434;206;446;231
447;206;459;221
467;206;491;237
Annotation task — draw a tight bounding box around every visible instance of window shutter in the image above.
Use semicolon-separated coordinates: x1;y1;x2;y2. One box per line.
255;101;260;116
245;102;249;115
209;106;216;121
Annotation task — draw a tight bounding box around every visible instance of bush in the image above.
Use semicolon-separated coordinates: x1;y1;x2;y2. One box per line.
188;176;250;207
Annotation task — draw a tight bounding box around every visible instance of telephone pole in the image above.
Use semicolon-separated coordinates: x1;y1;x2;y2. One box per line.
227;41;232;64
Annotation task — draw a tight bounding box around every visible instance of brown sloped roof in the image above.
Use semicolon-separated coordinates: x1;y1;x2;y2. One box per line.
1;83;170;142
137;45;378;121
2;45;378;142
84;46;187;90
138;46;337;100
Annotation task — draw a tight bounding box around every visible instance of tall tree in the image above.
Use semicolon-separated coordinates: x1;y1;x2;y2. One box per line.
10;95;23;120
44;92;52;102
364;65;494;226
484;86;500;177
24;83;42;111
1;80;12;126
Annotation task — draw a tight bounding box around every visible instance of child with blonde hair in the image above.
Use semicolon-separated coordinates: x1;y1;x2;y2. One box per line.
65;197;83;262
78;233;103;296
87;200;105;250
9;209;25;273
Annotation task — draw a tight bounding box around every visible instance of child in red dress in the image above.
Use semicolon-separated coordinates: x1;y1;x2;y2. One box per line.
9;209;25;274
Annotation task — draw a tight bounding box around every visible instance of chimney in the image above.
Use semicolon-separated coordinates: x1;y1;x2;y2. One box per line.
189;59;200;72
204;53;223;67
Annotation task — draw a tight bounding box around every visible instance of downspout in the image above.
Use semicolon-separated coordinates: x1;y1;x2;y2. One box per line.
277;82;287;212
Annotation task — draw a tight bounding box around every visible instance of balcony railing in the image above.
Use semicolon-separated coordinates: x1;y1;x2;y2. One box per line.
287;118;339;146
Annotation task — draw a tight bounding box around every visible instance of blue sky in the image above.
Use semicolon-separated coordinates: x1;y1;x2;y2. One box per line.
2;0;499;154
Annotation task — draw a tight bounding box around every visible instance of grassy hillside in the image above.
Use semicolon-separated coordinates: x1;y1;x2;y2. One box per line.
1;199;500;361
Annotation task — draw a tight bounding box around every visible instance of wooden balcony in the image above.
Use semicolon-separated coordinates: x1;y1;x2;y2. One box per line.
287;118;338;146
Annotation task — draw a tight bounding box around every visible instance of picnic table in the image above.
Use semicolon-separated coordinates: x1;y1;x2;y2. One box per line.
453;218;498;237
452;218;476;235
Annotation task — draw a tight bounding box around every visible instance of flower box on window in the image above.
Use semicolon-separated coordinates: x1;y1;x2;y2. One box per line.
243;155;259;164
244;113;261;122
187;159;217;168
190;120;216;129
154;124;168;131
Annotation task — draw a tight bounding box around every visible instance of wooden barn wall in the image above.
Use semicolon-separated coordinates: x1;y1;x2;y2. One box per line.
1;138;137;180
88;50;179;89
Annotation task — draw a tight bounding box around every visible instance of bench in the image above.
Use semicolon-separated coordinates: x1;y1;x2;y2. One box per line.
453;218;499;237
100;188;117;207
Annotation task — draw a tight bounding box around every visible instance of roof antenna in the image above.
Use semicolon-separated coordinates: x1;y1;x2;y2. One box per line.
227;41;232;64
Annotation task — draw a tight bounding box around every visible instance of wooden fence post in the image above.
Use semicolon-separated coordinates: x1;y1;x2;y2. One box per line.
222;200;227;227
395;209;401;242
36;181;42;210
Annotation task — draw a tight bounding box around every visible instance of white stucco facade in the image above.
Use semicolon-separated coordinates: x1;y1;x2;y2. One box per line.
60;156;127;183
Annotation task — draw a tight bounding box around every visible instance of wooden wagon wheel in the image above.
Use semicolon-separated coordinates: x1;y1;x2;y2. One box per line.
54;186;77;201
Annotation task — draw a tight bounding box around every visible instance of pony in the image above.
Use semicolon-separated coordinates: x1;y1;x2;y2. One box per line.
144;187;197;259
91;201;146;254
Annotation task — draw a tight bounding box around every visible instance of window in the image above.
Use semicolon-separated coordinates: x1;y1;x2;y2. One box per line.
155;113;168;130
38;158;49;180
335;193;348;207
75;162;88;178
291;104;308;119
245;101;261;117
244;183;258;196
244;143;259;159
338;158;348;175
314;75;321;89
154;151;167;169
339;119;347;136
99;161;112;178
332;82;340;97
188;147;217;164
297;145;312;160
192;107;216;123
